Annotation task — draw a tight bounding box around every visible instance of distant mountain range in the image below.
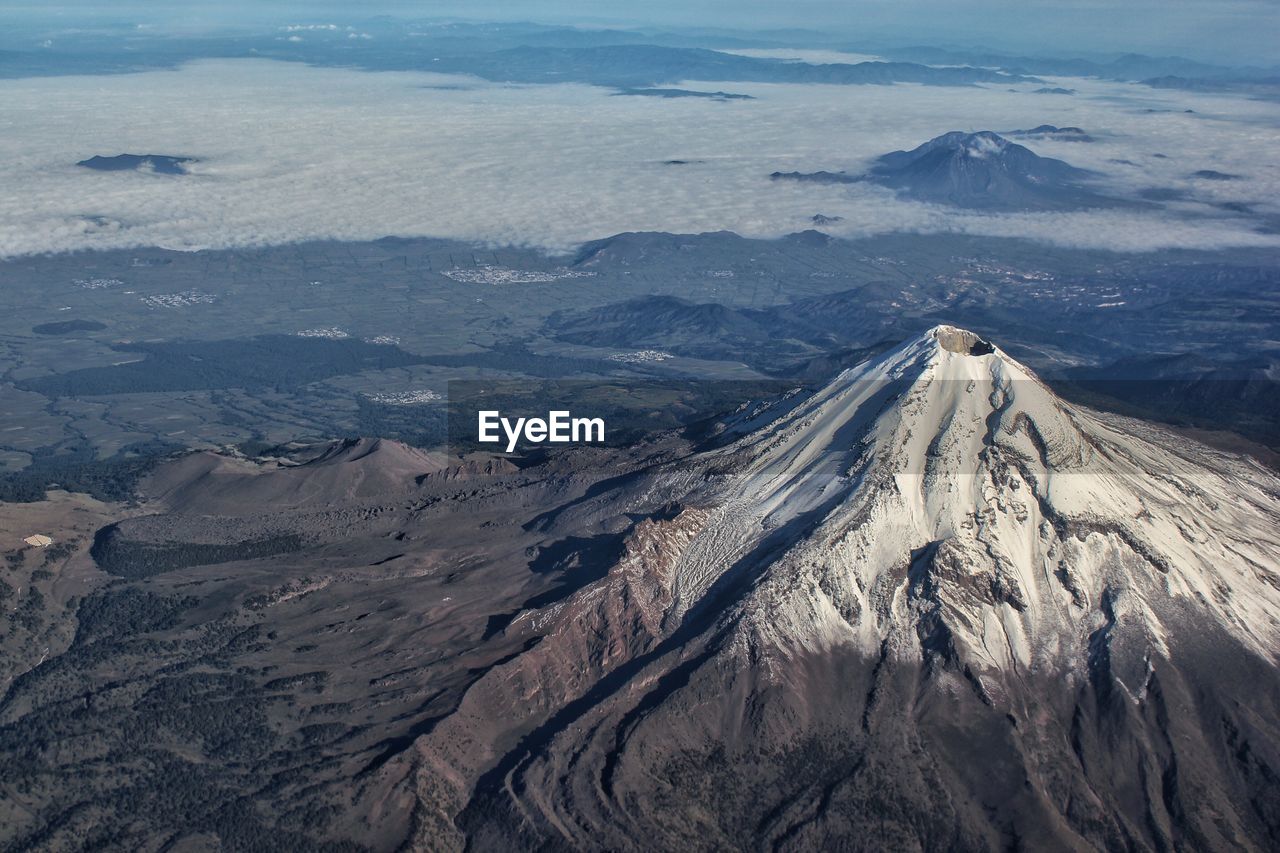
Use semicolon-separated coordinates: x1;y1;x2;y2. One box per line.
611;87;753;100
1006;124;1094;142
1141;74;1280;94
877;46;1280;84
4;20;1275;90
426;45;1037;88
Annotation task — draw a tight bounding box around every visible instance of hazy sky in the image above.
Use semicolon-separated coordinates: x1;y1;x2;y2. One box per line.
6;1;1279;65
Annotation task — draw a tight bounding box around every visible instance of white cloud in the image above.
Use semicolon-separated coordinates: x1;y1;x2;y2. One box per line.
0;59;1276;259
715;48;886;64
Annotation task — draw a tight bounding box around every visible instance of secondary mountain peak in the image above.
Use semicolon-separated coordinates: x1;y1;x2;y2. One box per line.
865;130;1119;210
769;130;1129;210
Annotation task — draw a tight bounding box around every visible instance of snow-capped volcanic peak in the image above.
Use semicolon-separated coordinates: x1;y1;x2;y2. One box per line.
957;131;1008;158
729;323;1081;504
865;131;1111;211
861;324;1089;504
667;324;1280;676
911;131;1012;160
967;137;1002;157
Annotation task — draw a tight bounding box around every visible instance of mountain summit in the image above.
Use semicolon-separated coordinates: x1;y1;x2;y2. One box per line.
701;324;1279;663
450;324;1280;849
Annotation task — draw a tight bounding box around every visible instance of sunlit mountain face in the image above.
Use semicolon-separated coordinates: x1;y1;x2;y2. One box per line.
0;6;1277;851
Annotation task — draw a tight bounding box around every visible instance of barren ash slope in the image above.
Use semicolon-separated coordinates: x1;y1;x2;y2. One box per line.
435;325;1280;851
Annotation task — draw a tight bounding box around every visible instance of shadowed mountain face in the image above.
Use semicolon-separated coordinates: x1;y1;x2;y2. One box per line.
77;154;195;174
1053;351;1280;449
3;327;1277;850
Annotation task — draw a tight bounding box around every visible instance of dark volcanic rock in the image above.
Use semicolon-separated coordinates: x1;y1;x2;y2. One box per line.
77;154;195;174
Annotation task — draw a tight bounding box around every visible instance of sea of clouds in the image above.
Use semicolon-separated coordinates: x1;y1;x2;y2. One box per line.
0;57;1277;258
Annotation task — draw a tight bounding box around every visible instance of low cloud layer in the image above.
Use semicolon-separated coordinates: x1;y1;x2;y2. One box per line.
1;58;1277;258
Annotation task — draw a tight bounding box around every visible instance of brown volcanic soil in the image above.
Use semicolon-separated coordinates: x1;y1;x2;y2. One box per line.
0;436;687;850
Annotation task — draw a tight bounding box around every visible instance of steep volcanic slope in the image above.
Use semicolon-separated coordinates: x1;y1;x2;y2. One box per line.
437;325;1280;850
